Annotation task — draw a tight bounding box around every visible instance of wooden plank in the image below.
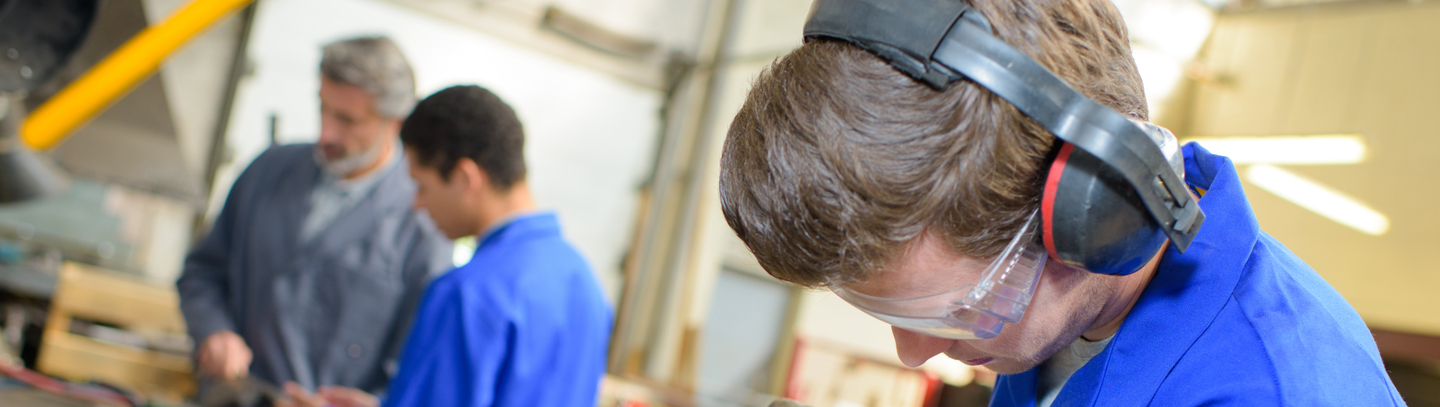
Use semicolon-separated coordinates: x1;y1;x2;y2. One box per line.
50;262;186;334
37;332;195;398
35;262;196;400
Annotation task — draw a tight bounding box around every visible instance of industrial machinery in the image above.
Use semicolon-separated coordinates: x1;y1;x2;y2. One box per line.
0;0;95;203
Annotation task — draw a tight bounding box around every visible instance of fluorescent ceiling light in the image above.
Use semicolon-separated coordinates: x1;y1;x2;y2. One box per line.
1181;134;1367;165
1245;164;1389;236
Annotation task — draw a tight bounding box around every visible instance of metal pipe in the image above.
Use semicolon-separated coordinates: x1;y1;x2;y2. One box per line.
608;0;744;379
634;0;746;383
21;0;256;151
193;1;259;241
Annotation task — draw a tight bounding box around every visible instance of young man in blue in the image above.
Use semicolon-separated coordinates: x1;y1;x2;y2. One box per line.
280;85;612;407
717;0;1406;405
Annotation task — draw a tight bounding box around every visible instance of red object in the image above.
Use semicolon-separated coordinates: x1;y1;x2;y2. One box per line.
1042;142;1076;261
785;337;808;401
0;360;134;406
921;369;943;407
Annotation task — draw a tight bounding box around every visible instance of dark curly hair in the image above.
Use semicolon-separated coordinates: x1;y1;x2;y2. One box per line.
400;85;526;191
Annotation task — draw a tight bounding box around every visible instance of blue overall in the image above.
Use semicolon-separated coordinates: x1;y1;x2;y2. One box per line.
381;213;613;407
991;144;1406;406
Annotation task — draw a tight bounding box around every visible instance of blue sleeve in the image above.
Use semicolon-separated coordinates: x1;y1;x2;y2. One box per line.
382;283;511;407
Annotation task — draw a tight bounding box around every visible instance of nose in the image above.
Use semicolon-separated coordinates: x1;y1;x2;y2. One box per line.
318;118;339;145
892;326;954;367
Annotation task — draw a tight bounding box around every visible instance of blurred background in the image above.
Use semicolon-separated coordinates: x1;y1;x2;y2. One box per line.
0;0;1437;406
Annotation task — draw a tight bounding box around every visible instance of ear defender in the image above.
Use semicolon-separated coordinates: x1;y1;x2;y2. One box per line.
1042;121;1185;276
803;0;1206;275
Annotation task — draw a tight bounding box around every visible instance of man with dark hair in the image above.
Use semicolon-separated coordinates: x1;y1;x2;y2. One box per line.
178;36;452;396
280;85;612;407
720;0;1404;406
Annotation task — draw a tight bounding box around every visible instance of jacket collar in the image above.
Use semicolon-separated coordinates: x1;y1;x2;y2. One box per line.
993;143;1261;406
301;145;418;254
476;211;561;251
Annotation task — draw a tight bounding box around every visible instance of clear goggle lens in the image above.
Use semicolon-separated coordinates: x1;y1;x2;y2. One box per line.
831;211;1046;340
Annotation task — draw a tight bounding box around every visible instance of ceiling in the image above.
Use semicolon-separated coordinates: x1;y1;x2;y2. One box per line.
1186;0;1440;336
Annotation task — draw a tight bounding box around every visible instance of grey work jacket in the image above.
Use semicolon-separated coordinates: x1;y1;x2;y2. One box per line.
177;144;451;394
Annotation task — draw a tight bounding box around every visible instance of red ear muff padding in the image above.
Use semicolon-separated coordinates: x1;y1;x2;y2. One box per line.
1042;144;1073;262
1042;143;1169;275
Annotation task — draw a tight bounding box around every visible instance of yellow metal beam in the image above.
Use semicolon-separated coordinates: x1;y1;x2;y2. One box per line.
21;0;255;150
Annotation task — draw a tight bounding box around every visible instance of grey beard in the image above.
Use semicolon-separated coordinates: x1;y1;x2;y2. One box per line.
314;139;386;177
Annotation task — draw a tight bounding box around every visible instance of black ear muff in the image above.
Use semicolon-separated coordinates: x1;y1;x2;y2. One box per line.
1043;143;1169;276
803;0;1207;274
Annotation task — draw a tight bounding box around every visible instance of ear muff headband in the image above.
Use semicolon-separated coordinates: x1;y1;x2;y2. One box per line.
802;0;1206;273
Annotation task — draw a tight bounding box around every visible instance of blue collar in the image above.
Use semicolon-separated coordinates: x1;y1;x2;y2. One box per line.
475;211;561;251
994;143;1260;406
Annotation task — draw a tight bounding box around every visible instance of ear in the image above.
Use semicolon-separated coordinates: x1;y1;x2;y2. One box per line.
452;158;490;195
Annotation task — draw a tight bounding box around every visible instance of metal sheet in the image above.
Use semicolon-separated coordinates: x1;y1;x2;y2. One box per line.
26;0;205;204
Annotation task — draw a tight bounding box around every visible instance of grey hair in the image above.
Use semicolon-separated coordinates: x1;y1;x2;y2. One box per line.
320;36;417;119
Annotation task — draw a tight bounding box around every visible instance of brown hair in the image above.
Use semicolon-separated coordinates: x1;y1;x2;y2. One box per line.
719;0;1147;287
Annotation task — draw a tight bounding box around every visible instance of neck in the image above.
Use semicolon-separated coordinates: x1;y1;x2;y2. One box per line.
1080;243;1166;341
342;137;395;180
475;181;538;234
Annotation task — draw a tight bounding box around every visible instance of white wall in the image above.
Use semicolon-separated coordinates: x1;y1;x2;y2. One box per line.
208;0;664;302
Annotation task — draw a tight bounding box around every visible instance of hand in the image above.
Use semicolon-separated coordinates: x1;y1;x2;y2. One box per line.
320;386;379;407
197;330;252;379
275;382;327;407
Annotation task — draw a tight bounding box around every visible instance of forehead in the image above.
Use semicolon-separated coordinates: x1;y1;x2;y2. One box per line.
844;230;990;299
319;78;376;108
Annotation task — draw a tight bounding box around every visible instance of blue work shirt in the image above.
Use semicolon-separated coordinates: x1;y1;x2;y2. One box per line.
382;212;613;407
991;144;1406;406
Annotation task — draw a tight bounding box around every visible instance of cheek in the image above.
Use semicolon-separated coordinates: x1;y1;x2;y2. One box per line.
417;189;452;219
961;264;1102;371
955;321;1062;374
426;196;453;220
436;187;470;220
362;121;389;141
331;125;367;146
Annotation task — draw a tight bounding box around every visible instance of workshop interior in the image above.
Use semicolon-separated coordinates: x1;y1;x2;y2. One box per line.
0;0;1437;406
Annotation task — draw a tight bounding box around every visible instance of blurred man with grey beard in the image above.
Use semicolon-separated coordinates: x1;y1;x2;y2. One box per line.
177;36;451;399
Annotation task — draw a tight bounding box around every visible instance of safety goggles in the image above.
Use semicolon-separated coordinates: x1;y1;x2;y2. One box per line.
831;211;1047;340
